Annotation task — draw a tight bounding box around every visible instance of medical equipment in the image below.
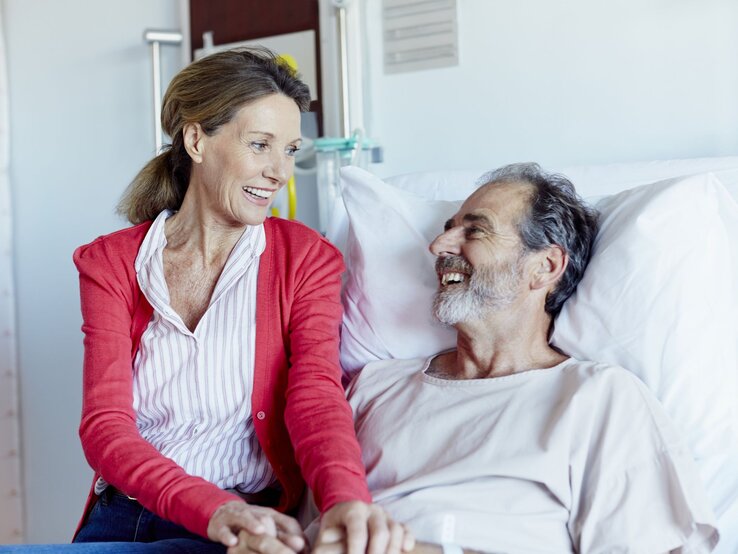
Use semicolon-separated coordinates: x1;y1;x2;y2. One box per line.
314;132;381;234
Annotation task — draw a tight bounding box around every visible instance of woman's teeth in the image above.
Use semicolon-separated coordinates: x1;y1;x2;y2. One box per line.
243;186;272;199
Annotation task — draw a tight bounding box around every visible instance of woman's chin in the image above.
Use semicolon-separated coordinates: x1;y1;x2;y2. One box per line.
235;206;270;227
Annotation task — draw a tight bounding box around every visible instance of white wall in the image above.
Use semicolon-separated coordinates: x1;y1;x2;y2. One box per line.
358;0;738;177
4;0;182;542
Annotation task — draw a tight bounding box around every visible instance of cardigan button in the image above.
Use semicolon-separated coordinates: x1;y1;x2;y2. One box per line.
256;411;266;420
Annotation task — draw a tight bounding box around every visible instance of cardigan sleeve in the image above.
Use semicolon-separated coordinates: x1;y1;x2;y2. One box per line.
282;237;372;510
73;237;238;539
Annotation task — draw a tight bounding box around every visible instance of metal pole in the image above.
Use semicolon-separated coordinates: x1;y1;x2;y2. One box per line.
144;30;183;155
336;6;351;138
150;40;163;154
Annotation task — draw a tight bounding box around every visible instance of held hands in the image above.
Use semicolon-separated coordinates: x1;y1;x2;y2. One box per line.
313;501;415;554
206;499;414;554
207;500;306;553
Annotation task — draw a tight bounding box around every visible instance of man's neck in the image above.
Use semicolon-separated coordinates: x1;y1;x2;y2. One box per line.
429;309;566;380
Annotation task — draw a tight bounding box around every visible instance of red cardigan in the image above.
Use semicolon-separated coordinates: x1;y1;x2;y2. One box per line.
72;217;371;539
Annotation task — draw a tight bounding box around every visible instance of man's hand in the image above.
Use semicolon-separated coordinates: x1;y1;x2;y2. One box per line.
313;501;414;554
207;500;306;553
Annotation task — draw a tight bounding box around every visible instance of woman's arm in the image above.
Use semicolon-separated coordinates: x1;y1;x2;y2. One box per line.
281;237;370;508
282;236;414;552
74;238;237;539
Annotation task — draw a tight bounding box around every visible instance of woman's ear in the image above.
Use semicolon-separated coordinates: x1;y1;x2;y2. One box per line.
182;122;205;163
530;245;568;292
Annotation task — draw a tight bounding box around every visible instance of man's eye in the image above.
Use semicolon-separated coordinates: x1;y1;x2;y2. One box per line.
250;141;269;152
465;226;481;237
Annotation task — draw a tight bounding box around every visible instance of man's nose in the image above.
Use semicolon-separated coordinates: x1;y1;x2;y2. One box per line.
429;227;464;257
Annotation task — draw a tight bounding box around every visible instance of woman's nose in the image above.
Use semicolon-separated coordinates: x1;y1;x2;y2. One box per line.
264;151;292;184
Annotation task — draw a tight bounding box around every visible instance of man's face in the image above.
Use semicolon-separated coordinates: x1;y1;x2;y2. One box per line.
429;183;532;325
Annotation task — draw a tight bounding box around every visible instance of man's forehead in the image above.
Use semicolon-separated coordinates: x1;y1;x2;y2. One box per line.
457;182;532;220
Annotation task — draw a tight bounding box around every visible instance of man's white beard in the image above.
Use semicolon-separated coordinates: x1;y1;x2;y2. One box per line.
433;255;523;326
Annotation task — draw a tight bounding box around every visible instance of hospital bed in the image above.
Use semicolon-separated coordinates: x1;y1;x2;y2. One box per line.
326;156;738;553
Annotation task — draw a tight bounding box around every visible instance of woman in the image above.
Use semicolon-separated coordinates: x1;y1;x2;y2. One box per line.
13;48;409;554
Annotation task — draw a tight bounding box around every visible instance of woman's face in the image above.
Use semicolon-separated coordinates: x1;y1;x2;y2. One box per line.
188;93;302;227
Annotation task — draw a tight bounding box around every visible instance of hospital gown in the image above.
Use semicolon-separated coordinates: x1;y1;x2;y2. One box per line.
347;356;719;553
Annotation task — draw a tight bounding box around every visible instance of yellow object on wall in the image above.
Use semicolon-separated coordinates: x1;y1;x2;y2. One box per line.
272;53;299;220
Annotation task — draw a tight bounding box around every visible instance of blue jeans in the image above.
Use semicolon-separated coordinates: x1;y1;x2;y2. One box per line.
1;489;226;553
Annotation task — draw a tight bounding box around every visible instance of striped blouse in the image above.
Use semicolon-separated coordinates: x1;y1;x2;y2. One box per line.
126;209;275;493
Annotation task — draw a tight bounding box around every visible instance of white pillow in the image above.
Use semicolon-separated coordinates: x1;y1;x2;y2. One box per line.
331;158;738;263
381;162;738;367
338;166;738;535
551;174;738;461
383;156;738;201
340;169;457;376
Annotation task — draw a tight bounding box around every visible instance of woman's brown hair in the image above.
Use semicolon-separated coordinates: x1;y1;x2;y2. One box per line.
118;46;311;224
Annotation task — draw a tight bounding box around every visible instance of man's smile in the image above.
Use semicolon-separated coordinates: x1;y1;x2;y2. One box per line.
440;272;467;286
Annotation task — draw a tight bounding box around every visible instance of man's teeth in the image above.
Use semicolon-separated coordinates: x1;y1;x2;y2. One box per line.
243;186;272;199
441;272;465;286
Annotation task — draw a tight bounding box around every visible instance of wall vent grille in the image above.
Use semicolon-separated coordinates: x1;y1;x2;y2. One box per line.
383;0;458;74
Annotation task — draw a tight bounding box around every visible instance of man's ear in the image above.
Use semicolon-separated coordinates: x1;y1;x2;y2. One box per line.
182;122;205;163
530;245;568;292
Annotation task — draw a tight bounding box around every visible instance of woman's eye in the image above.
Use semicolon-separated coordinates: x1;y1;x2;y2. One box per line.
250;141;269;152
286;145;300;157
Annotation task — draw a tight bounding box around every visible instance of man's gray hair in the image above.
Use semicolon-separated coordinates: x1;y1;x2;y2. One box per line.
477;162;599;318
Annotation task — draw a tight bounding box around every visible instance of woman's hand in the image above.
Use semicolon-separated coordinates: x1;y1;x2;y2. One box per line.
313;501;415;554
207;500;306;553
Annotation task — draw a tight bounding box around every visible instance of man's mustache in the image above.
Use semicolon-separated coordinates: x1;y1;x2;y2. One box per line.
435;255;473;275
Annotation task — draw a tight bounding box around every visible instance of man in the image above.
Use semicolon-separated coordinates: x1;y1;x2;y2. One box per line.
315;163;718;553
